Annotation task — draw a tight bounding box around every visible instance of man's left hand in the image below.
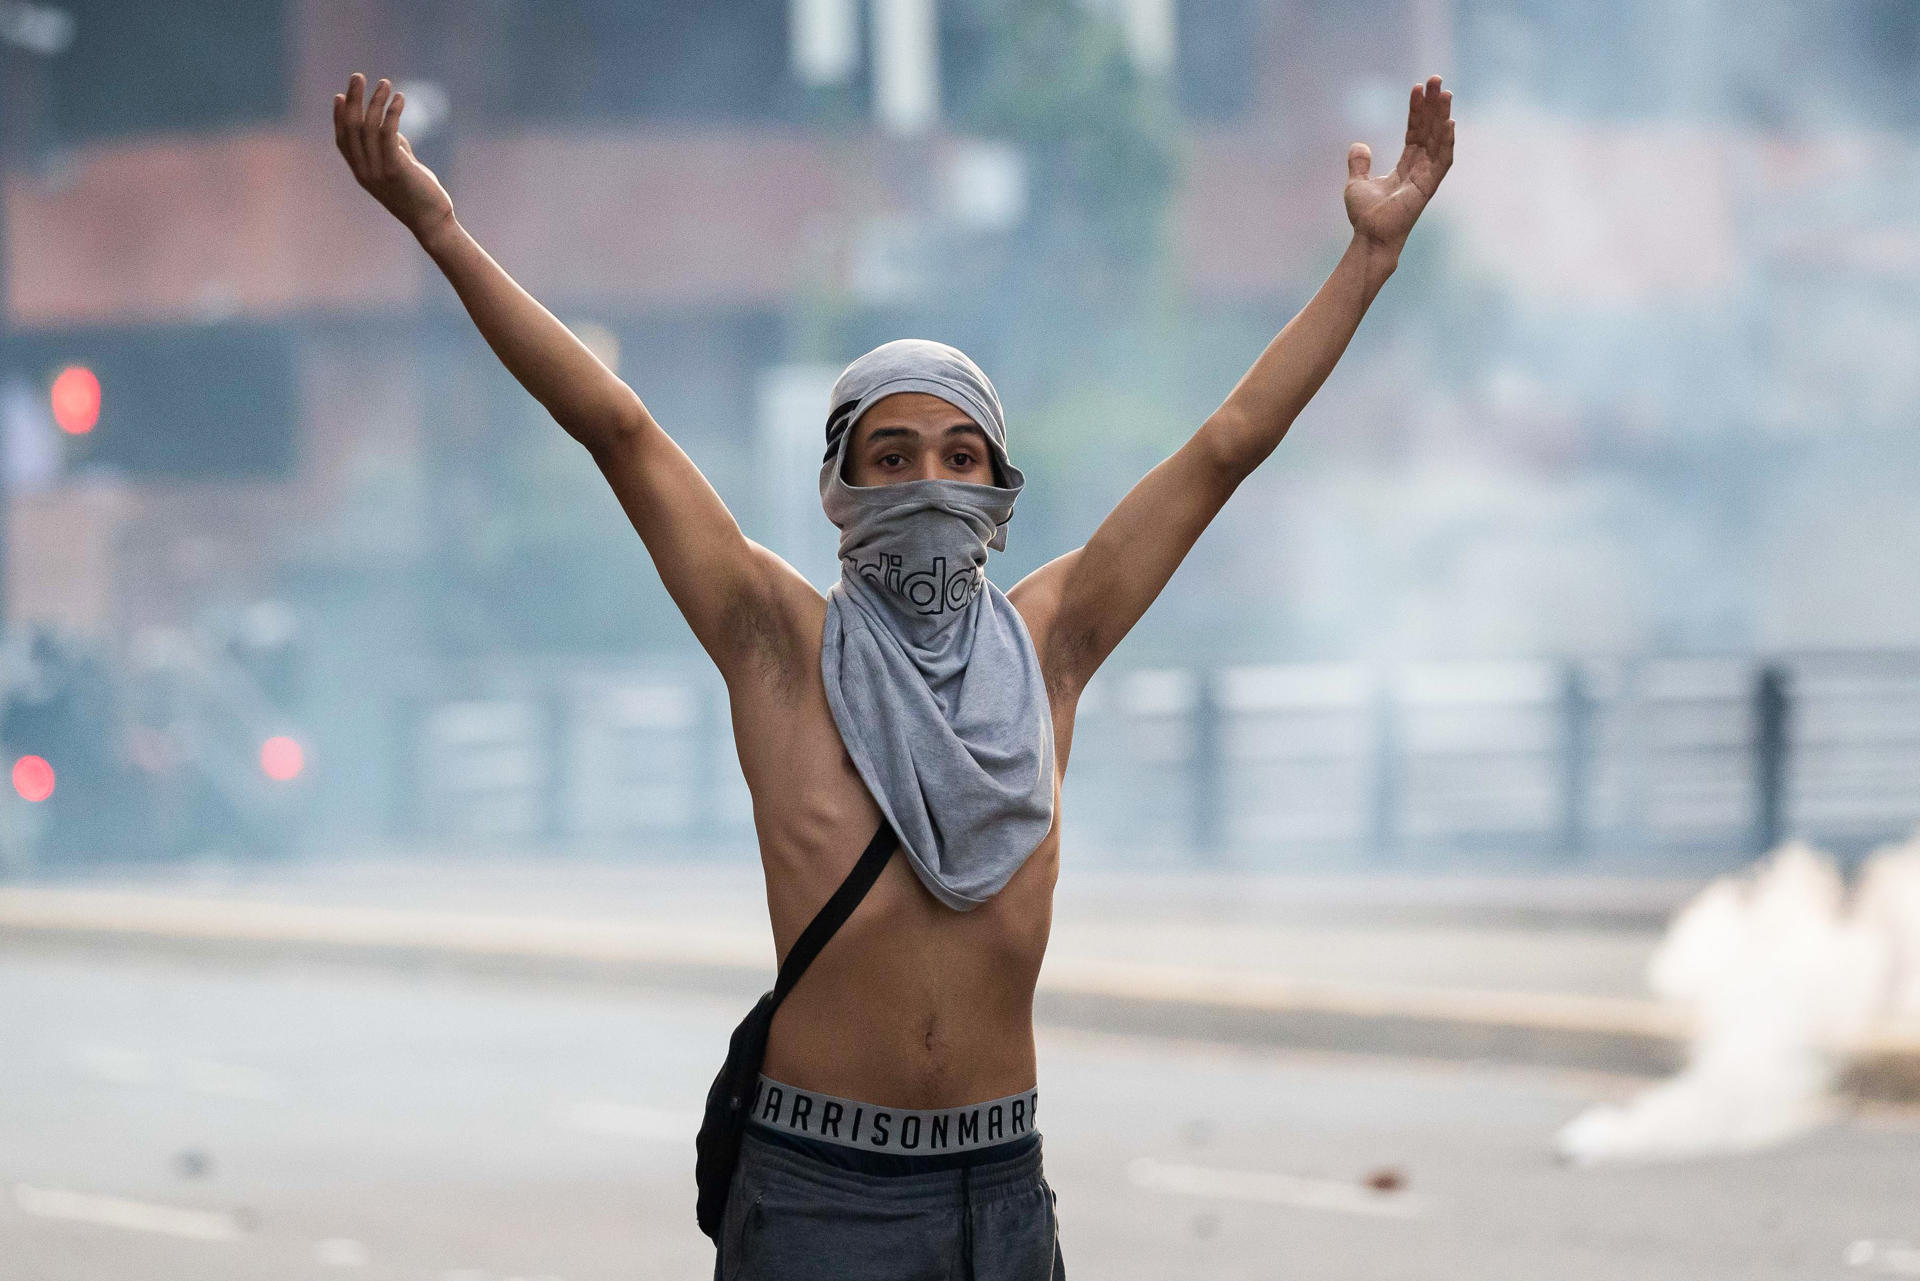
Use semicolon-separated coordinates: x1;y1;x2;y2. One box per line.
1344;74;1454;253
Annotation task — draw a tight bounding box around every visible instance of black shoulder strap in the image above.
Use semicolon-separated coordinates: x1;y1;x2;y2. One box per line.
771;817;897;1003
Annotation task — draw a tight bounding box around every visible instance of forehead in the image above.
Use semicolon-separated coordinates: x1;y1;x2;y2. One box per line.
854;391;983;438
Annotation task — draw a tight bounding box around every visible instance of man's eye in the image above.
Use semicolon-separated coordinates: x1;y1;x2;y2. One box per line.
952;453;975;467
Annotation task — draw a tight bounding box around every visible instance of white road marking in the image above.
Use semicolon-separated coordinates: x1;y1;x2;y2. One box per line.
555;1100;701;1143
1848;1240;1920;1275
67;1043;284;1102
69;1044;153;1084
1124;1157;1432;1219
316;1237;371;1267
11;1184;242;1241
177;1057;284;1102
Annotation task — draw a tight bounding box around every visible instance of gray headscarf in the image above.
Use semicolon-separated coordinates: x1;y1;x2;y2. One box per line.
818;339;1056;911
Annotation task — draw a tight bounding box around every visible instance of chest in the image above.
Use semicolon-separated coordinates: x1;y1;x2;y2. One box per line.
729;655;1067;908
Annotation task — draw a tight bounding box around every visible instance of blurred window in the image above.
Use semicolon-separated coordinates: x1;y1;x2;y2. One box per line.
12;323;297;481
1467;0;1664;118
488;0;797;124
43;0;286;143
1457;0;1920;127
1174;0;1258;121
1859;0;1920;126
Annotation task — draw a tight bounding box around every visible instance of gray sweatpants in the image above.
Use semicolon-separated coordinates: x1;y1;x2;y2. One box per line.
712;1128;1065;1280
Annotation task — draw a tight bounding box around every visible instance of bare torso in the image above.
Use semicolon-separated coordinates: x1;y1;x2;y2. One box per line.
727;584;1078;1109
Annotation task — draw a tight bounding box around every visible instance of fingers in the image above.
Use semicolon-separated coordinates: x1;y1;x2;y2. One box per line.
1405;77;1448;132
1404;76;1451;159
1348;141;1372;180
361;78;393;180
379;90;405;175
338;72;367;173
335;72;410;184
332;91;349;159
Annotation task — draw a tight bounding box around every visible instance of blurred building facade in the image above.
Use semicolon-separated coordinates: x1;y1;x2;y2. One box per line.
1;0;1401;627
2;0;1918;854
0;0;1429;839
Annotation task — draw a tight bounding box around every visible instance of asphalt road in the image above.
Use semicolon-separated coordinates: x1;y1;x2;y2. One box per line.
3;953;1917;1281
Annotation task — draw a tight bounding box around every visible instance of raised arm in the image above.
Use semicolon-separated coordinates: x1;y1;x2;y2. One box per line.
1011;75;1455;696
331;73;816;678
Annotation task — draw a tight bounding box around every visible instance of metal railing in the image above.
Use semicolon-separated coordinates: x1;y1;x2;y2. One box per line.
405;652;1920;866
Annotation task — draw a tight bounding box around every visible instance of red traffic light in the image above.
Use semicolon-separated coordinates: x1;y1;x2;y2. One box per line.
260;735;304;781
50;365;101;435
13;755;55;802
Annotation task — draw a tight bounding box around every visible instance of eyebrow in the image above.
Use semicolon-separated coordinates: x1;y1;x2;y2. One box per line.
864;423;989;446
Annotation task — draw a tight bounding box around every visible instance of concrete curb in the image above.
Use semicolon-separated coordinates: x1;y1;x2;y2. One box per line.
1033;959;1691;1077
5;888;1917;1100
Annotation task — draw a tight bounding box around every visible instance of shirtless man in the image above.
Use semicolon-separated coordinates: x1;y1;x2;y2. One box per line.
333;69;1453;1280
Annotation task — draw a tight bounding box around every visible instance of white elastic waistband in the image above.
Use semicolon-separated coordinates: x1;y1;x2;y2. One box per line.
748;1074;1039;1155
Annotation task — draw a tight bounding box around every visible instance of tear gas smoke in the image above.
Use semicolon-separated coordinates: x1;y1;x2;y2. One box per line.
1557;831;1920;1165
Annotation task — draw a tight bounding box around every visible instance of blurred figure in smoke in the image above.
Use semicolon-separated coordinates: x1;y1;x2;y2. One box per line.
225;600;305;714
0;628;125;863
333;67;1453;1278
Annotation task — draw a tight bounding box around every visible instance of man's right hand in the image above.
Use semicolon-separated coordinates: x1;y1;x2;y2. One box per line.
333;72;454;242
326;67;815;682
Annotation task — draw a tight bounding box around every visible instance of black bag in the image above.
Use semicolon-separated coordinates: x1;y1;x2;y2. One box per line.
695;816;898;1240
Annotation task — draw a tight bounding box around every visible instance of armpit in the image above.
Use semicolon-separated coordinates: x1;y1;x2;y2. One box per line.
723;589;809;704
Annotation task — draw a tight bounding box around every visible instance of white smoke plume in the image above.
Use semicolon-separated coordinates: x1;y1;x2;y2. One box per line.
1854;835;1920;1020
1555;831;1920;1165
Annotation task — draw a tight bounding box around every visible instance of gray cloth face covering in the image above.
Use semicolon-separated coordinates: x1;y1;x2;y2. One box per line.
818;338;1056;911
